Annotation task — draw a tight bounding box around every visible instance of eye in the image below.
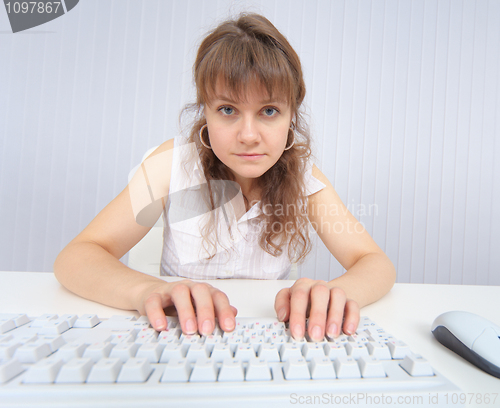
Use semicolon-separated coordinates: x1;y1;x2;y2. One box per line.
262;107;279;117
218;106;235;116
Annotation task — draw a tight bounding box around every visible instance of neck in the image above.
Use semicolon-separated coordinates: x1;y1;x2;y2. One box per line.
234;176;261;210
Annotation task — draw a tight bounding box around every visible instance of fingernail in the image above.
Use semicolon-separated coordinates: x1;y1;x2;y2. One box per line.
293;324;304;339
327;323;337;338
185;318;196;334
224;317;235;331
278;308;287;322
311;325;322;341
155;318;166;331
201;320;213;335
346;324;355;335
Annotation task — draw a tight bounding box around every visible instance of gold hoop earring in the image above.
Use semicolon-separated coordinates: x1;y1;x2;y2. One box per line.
199;124;211;149
284;127;295;151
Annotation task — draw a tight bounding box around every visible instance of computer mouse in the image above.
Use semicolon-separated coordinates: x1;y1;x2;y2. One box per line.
431;311;500;378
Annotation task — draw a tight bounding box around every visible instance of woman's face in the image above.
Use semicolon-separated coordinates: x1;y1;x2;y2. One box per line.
203;81;293;190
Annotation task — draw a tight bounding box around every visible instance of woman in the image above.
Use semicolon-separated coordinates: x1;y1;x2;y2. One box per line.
54;13;396;342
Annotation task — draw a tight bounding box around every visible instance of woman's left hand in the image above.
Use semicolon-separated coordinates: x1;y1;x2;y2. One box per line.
274;278;359;341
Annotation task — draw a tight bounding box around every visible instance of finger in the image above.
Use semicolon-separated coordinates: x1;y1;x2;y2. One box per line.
211;289;237;332
306;283;330;341
144;292;168;331
230;306;238;316
274;288;291;322
326;287;347;338
169;283;197;335
288;281;311;340
342;300;360;335
189;283;216;335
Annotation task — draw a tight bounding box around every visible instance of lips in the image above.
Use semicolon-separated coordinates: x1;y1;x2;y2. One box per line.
236;153;265;161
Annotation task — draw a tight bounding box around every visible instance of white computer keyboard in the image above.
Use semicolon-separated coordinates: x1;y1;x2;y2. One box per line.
0;313;462;408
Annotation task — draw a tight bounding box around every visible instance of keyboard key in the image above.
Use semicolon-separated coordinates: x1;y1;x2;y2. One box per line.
158;328;180;340
116;358;152;383
226;335;244;353
83;342;114;363
55;358;93;383
280;343;302;362
358;356;386;378
73;314;100;328
257;343;281;362
0;318;16;334
210;343;232;362
270;321;286;331
161;358;191;382
302;342;326;361
283;357;310;380
0;340;22;360
56;342;87;361
241;329;259;342
347;334;368;343
38;319;70;335
333;356;361;379
309;356;336;379
110;329;137;344
400;354;434;377
245;358;272;381
270;335;286;346
218;358;245;382
159;344;184;362
0;314;30;328
324;342;347;360
0;333;13;343
106;315;137;324
202;335;222;353
14;340;52;363
136;342;164;363
16;333;38;344
366;341;392;360
387;340;411;359
247;335;265;352
157;331;179;345
180;334;201;354
87;358;123;383
30;314;58;328
189;358;218;382
344;342;369;360
23;357;64;383
234;343;255;362
0;358;24;383
185;343;209;362
59;314;78;327
109;342;139;363
39;335;66;353
135;328;158;344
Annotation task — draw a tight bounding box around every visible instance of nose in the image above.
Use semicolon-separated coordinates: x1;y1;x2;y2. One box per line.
237;116;260;145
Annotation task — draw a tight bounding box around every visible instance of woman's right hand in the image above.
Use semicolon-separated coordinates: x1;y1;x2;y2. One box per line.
137;280;238;335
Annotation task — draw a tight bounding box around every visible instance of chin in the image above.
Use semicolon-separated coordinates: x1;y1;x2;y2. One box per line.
230;166;269;181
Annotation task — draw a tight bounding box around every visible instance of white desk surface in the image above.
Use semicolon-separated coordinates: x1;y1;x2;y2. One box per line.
1;271;499;406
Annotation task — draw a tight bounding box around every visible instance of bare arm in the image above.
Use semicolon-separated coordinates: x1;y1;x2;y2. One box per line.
54;139;237;334
275;165;396;340
53;184;163;311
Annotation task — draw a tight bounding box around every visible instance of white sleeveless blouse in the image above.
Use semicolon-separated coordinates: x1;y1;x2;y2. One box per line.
160;137;325;280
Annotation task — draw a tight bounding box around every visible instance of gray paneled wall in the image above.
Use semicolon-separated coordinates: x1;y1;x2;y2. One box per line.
0;0;498;285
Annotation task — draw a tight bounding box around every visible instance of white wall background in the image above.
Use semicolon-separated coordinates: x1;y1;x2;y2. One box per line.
0;0;498;285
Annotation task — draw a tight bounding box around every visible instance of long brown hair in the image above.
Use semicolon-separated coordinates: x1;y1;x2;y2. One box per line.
182;13;312;263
